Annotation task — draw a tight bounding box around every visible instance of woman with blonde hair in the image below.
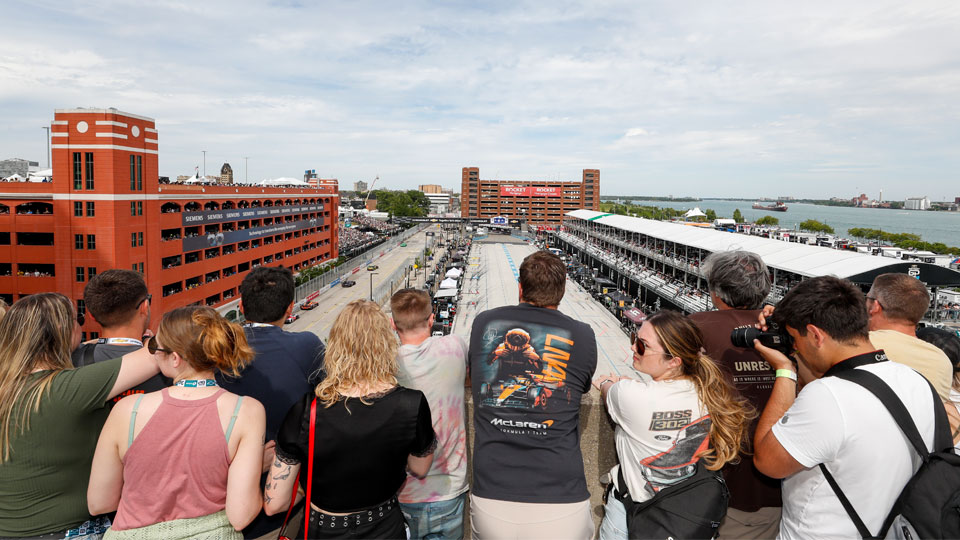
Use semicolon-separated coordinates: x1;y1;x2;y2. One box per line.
0;293;160;538
264;299;436;539
594;310;755;540
87;306;266;538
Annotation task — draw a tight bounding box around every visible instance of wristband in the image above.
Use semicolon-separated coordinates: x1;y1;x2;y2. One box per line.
775;369;798;382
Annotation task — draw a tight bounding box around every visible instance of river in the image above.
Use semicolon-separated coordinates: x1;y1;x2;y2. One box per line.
612;199;960;246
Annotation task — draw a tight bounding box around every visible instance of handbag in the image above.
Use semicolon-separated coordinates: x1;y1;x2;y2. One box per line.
613;460;729;540
278;398;317;540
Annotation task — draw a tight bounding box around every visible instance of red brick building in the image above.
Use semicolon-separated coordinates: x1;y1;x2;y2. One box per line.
460;167;599;226
0;108;338;336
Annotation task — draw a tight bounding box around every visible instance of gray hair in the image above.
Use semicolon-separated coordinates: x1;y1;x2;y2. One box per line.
702;250;771;310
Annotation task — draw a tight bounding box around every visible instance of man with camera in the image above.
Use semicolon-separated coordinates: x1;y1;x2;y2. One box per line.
689;251;781;539
752;276;938;539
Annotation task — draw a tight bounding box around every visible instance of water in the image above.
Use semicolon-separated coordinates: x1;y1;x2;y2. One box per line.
611;199;960;246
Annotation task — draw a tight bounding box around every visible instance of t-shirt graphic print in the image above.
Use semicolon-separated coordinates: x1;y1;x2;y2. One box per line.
469;304;597;503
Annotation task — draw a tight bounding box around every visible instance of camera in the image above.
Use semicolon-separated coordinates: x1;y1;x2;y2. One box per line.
730;325;794;355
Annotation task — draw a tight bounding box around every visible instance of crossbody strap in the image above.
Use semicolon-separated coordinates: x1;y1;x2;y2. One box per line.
127;394;145;447
277;471;301;540
304;398;317;540
818;464;875;538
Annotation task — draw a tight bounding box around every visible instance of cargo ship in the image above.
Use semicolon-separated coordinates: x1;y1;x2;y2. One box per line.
752;201;788;212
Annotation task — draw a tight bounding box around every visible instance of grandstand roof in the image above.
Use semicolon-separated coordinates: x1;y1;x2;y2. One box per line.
566;209;960;286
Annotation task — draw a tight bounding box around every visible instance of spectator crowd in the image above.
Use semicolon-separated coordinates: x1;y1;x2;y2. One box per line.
0;248;959;540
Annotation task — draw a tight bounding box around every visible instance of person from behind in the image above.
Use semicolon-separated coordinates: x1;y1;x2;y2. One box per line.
688;250;782;539
88;306;266;538
73;269;168;401
867;273;953;399
916;326;960;451
217;266;325;539
390;288;469;540
0;298;7;322
753;276;938;539
468;250;597;539
0;293;160;538
264;300;436;539
594;310;754;540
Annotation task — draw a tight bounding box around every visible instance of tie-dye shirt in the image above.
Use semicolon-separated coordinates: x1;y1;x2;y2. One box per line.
396;334;469;503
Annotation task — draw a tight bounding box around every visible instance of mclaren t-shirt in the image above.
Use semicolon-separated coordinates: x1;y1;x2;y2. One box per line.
469;303;597;503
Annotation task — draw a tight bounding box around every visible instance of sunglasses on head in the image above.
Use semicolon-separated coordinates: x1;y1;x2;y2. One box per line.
147;335;174;355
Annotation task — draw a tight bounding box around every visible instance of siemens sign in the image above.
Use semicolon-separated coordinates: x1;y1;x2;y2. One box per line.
182;217;323;251
181;204;323;227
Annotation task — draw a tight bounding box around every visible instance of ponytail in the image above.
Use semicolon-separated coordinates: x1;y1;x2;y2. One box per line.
159;306;254;376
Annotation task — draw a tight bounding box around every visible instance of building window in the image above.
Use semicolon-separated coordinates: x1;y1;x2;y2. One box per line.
88;267;96;278
76;267;84;282
75;234;83;249
138;232;143;246
90;331;99;340
73;152;82;189
138;262;144;273
84;153;94;190
74;202;83;217
77;299;85;316
137;201;143;215
130;202;137;216
130;155;136;190
137;155;143;190
86;202;95;217
87;234;95;249
131;233;137;247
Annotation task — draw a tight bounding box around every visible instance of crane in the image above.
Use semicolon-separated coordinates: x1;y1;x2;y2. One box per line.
363;175;379;206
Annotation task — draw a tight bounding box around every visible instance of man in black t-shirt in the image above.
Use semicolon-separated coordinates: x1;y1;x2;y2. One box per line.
217;266;325;540
469;250;597;539
688;250;781;539
71;269;168;403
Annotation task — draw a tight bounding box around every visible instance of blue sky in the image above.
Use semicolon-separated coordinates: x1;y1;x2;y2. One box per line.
1;0;959;200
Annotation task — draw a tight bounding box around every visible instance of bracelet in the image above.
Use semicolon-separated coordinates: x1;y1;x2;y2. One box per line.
775;369;798;382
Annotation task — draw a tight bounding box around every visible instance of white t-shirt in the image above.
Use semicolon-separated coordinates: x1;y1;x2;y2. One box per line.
606;378;710;503
772;359;937;540
396;334;469;503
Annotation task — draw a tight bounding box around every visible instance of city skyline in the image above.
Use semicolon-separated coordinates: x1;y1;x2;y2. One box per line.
1;1;959;200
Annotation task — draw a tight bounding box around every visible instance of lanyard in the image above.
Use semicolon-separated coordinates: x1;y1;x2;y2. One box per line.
97;337;144;347
822;350;888;378
174;379;218;388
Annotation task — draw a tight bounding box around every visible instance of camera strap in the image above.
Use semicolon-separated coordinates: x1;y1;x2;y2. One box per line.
822;350;887;378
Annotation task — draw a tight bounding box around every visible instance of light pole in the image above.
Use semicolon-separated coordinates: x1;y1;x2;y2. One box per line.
369;272;378;301
244;156;249;183
41;127;50;168
202;150;207;178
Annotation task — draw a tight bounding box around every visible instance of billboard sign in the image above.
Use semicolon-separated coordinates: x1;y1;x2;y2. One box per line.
491;216;507;225
181;204;323;227
182;217;322;252
499;186;562;197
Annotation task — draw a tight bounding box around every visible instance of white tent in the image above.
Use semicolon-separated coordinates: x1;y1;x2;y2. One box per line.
434;289;457;299
439;277;458;289
3;174;24;181
184;174;204;183
683;207;707;220
445;268;463;278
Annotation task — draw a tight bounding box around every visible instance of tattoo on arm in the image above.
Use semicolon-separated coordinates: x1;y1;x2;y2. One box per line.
272;464;292;480
265;493;272;504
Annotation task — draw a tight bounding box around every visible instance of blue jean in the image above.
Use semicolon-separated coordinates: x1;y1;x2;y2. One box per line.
400;492;467;540
599;494;629;540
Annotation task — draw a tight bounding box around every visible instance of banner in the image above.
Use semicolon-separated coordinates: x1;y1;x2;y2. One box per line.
499;185;562;197
182;217;322;251
181;204;323;227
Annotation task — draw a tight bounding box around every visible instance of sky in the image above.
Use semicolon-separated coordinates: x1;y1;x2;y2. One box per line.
1;0;959;200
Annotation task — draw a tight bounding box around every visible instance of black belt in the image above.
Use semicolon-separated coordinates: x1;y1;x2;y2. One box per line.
309;496;399;530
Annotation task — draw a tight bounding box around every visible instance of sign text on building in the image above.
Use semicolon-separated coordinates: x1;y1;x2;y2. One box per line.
499;186;562;197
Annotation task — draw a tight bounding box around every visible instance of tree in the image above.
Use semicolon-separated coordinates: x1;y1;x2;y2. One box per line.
733;209;744;223
799;219;835;234
705;209;717;221
755;215;779;226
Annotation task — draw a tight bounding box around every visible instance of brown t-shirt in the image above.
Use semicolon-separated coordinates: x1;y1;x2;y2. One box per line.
689;309;782;512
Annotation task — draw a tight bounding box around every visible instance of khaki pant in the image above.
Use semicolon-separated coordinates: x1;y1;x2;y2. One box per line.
717;506;782;540
470;494;594;540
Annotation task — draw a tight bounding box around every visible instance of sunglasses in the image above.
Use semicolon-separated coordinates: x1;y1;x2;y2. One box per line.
147;335;174;355
141;293;152;307
76;312;85;326
630;331;670;357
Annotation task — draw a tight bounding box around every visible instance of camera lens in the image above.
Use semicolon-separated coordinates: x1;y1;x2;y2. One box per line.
731;327;762;348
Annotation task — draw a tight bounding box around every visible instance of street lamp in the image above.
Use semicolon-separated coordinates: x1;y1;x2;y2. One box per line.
41;127;50;168
369;272;378;301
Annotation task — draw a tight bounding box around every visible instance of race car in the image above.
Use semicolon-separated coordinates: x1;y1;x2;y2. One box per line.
478;372;558;409
341;279;356;287
300;300;318;310
284;314;300;324
367;264;379;271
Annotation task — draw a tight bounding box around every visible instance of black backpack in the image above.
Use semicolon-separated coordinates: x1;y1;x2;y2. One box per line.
820;369;960;539
613;460;729;540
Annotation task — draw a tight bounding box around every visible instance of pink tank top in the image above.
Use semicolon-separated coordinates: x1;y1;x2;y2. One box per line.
112;388;243;530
